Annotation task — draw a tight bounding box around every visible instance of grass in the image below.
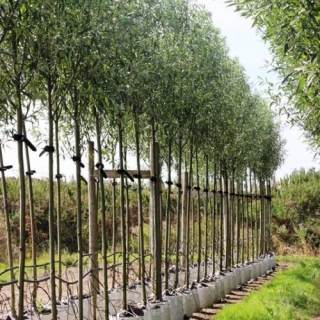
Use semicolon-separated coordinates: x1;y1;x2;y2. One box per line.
214;256;320;320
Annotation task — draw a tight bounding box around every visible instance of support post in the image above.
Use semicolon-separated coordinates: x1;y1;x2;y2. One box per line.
88;141;98;318
181;172;188;268
150;141;162;300
260;180;266;256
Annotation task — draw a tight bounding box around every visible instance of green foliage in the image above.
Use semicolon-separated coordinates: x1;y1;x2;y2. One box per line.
215;257;320;320
272;168;320;253
228;0;320;152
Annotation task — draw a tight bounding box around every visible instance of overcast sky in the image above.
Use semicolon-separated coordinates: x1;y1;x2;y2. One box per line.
199;0;320;179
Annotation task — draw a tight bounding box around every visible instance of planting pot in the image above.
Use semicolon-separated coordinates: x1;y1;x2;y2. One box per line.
182;292;198;317
218;277;226;298
198;287;213;309
143;307;161;320
164;295;183;320
108;291;123;316
160;303;171;320
235;268;242;286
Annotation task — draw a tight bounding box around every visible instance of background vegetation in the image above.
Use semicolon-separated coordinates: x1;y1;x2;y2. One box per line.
271;168;320;254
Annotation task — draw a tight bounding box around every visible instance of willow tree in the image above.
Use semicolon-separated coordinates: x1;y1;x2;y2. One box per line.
0;1;40;316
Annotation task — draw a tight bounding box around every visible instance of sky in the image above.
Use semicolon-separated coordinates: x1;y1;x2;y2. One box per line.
198;0;320;179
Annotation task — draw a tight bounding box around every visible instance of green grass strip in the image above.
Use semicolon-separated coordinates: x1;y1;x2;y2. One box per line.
215;257;320;320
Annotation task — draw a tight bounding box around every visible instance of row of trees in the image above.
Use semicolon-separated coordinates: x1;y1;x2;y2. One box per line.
0;0;283;174
0;0;283;318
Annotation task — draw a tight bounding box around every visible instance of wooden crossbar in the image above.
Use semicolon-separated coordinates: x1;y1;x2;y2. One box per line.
93;169;151;179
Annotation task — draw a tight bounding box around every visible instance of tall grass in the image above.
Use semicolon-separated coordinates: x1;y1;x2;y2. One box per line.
215;257;320;320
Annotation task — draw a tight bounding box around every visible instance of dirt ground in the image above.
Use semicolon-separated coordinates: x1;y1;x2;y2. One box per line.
1;263;289;319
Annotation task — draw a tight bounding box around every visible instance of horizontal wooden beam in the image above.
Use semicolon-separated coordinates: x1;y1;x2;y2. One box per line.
93;169;151;179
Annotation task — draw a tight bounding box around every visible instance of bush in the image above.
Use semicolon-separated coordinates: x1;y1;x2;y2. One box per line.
272;168;320;254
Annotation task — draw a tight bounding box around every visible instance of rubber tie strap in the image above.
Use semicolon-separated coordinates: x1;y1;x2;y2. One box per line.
72;156;85;168
187;185;192;190
0;165;13;172
80;176;88;185
26;170;36;176
211;189;217;194
39;145;55;157
95;163;107;179
117;169;134;182
175;183;182;188
55;173;63;179
124;184;132;189
165;181;173;186
112;181;118;186
133;173;142;179
203;188;209;193
13;134;37;151
150;176;158;182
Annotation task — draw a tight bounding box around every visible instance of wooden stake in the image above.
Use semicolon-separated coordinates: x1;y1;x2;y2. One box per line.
150;140;162;299
88;141;98;318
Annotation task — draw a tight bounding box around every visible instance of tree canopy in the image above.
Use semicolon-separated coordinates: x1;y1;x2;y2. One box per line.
0;0;284;178
228;0;320;152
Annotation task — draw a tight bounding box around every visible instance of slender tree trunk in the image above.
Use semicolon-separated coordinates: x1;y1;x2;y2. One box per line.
96;116;109;318
241;177;245;264
266;180;272;252
12;29;27;319
0;143;16;316
181;171;188;269
224;170;231;269
230;176;235;267
88;140;98;319
249;170;255;260
118;120;127;310
74;103;83;319
260;180;266;256
47;78;57;319
236;180;241;264
185;141;193;285
55;120;63;301
164;139;172;290
150;122;161;299
133;113;146;305
124;147;130;284
212;163;217;275
195;149;201;282
219;168;224;270
203;155;209;277
23;125;37;307
111;150;117;289
174;134;182;287
255;177;259;259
